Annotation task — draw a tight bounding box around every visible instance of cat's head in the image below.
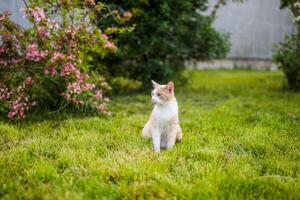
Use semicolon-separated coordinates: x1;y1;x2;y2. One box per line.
151;80;175;105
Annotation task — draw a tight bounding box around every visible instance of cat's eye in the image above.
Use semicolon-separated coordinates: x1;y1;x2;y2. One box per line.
157;93;161;97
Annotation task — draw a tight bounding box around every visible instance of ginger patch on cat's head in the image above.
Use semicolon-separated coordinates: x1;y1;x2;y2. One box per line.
151;80;175;105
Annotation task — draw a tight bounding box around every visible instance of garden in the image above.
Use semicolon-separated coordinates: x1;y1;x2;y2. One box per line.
0;0;300;199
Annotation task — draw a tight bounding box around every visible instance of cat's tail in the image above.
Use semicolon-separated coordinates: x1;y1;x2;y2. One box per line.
176;125;183;142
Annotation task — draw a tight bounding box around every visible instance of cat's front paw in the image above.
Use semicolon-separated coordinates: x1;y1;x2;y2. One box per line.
153;147;160;153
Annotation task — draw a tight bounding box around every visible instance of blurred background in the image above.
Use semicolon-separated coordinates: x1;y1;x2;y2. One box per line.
1;0;295;69
0;0;299;118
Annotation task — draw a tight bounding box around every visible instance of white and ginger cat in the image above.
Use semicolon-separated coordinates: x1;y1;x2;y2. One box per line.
142;80;182;152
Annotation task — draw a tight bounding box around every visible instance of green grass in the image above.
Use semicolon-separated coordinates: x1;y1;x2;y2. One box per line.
1;70;300;199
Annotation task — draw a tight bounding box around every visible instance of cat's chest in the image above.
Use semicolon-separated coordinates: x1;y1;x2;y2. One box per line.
152;101;178;123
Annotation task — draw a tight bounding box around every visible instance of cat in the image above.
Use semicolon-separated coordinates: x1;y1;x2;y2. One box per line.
142;80;182;152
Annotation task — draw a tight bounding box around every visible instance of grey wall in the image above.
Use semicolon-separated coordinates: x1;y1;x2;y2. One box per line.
210;0;295;59
0;0;296;60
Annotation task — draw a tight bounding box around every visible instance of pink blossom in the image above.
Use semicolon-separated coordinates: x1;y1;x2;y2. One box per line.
7;111;16;119
26;43;48;61
0;46;6;54
75;73;89;83
19;110;25;118
0;86;11;100
83;83;95;90
12;101;22;111
96;104;105;112
54;43;62;51
102;34;108;40
51;52;65;63
67;54;75;61
44;68;49;75
60;62;78;77
28;7;46;22
61;92;71;100
24;77;33;85
37;26;49;39
95;89;103;99
11;58;23;65
47;20;59;29
67;82;82;94
44;66;57;77
73;98;84;105
105;41;117;50
7;90;35;120
65;25;80;38
50;68;57;76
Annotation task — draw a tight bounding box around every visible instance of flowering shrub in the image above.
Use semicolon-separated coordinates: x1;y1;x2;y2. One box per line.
0;0;131;119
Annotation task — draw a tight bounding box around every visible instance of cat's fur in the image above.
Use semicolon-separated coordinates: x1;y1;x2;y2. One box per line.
142;80;182;152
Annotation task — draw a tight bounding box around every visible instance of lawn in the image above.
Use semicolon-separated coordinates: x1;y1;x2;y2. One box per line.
0;70;299;199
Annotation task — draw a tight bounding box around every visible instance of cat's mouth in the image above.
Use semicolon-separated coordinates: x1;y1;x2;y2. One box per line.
151;99;159;105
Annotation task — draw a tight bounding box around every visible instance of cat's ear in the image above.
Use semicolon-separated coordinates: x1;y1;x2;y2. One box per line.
151;80;159;88
167;81;174;93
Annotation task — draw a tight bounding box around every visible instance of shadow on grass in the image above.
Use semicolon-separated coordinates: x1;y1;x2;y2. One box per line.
0;92;149;129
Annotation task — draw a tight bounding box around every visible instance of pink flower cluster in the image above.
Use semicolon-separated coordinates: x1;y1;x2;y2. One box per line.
28;7;46;22
0;43;23;67
0;46;6;54
24;7;59;31
105;41;117;49
95;89;103;99
51;52;65;63
26;43;48;61
101;34;117;50
6;77;36;119
83;83;95;90
60;62;80;77
62;72;91;96
67;54;75;61
47;19;59;29
0;86;12;100
67;82;82;95
44;66;57;77
102;34;109;40
60;66;109;112
11;58;23;65
8;99;28;119
58;58;104;107
37;26;49;39
96;104;105;112
24;77;33;85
